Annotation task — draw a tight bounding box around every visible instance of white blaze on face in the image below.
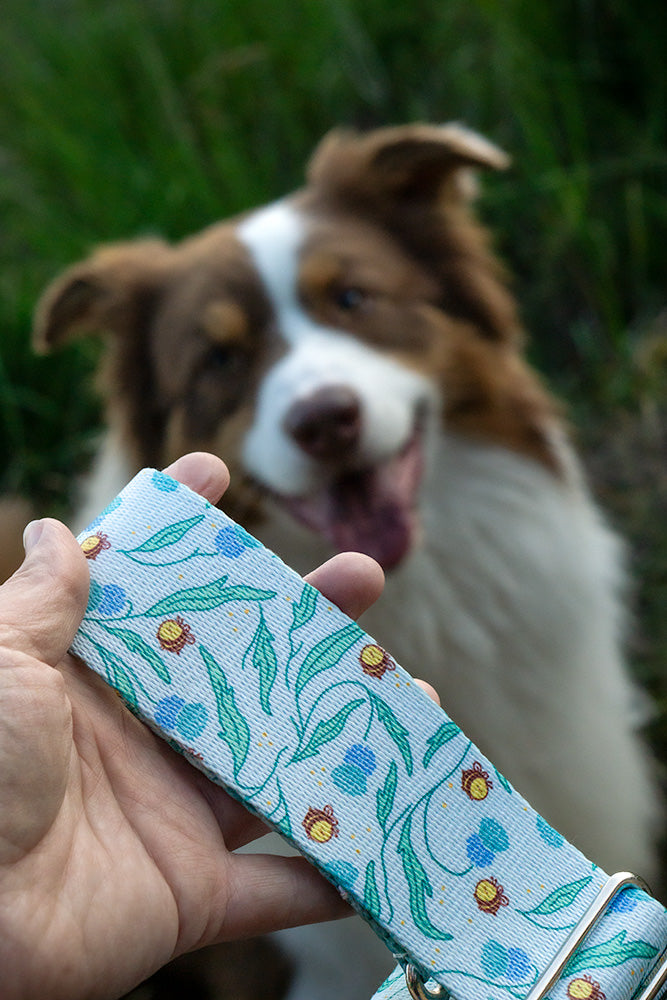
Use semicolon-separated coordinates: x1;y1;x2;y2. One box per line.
237;200;433;497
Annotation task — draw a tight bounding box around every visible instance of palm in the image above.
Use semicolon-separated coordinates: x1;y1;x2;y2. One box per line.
0;454;384;1000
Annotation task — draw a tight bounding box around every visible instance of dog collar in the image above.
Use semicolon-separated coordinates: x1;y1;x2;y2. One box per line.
71;469;667;1000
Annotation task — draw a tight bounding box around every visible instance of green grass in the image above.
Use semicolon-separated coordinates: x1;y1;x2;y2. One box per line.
2;0;665;385
0;0;665;698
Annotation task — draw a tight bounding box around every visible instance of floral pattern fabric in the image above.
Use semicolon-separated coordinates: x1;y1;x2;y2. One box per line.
71;470;667;1000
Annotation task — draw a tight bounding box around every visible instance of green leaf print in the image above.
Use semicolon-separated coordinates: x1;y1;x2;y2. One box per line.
200;646;250;778
291;699;365;762
98;645;138;710
295;622;365;695
423;720;461;768
210;584;277;604
290;583;318;631
376;760;398;829
520;876;593;917
124;514;205;553
143;577;275;616
564;931;658;975
102;625;171;683
363;861;381;920
369;693;413;775
397;814;453;942
252;610;277;715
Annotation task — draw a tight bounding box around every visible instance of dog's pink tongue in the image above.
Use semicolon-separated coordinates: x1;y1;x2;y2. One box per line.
324;436;423;571
284;435;423;570
324;468;413;570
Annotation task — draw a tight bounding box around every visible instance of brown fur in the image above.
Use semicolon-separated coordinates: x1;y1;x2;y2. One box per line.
34;124;561;519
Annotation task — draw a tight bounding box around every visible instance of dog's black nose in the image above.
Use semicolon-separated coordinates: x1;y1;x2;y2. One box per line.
284;386;361;460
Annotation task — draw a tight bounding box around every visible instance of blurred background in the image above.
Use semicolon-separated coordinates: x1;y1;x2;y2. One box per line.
1;0;665;753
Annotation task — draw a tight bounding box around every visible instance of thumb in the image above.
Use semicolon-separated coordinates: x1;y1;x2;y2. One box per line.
0;519;90;666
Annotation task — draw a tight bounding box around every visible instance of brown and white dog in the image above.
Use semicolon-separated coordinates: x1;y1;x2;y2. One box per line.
35;124;660;999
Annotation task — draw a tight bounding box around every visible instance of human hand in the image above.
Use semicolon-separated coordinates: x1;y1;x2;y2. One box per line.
0;453;386;1000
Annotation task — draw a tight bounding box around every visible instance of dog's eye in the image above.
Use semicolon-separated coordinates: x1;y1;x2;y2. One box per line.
207;344;238;371
334;286;367;312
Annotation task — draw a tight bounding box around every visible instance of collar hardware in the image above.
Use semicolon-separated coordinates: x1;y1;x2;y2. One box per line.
526;872;658;1000
406;873;667;1000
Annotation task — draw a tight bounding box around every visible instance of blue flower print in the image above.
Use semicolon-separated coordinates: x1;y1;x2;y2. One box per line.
344;744;376;774
466;817;509;867
151;471;179;492
466;834;494;867
536;814;565;848
155;695;186;729
214;523;262;557
506;948;531;980
332;744;377;796
87;581;126;616
214;526;245;558
97;584;127;616
609;887;640;914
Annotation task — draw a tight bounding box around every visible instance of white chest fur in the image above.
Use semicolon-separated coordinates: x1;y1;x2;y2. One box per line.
259;432;659;882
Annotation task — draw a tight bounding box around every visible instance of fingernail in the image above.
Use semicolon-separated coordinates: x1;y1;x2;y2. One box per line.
23;519;45;554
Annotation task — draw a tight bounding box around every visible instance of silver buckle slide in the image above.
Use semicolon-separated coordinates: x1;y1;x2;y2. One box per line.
405;872;667;1000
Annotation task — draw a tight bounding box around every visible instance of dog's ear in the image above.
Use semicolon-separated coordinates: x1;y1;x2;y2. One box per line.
307;123;509;204
33;239;172;353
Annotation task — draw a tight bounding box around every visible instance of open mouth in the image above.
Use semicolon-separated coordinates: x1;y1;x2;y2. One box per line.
279;424;425;572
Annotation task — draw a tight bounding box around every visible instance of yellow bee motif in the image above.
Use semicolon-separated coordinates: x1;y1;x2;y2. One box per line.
567;976;605;1000
359;643;395;679
302;805;339;843
461;761;493;801
474;877;509;914
157;616;196;654
80;532;111;560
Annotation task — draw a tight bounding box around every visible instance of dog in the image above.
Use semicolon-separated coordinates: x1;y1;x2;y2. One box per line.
34;123;660;999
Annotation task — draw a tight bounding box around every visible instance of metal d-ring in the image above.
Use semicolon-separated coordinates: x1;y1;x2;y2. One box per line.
405;965;450;1000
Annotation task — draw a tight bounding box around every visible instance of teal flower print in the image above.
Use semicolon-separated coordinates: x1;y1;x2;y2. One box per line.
479;817;509;852
332;765;366;796
177;703;208;740
87;496;122;530
87;580;104;613
481;940;532;981
481;940;507;977
155;695;208;739
536;814;565;848
151;471;179;492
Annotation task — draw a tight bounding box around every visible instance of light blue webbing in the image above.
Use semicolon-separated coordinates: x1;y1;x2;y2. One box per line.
71;469;667;1000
